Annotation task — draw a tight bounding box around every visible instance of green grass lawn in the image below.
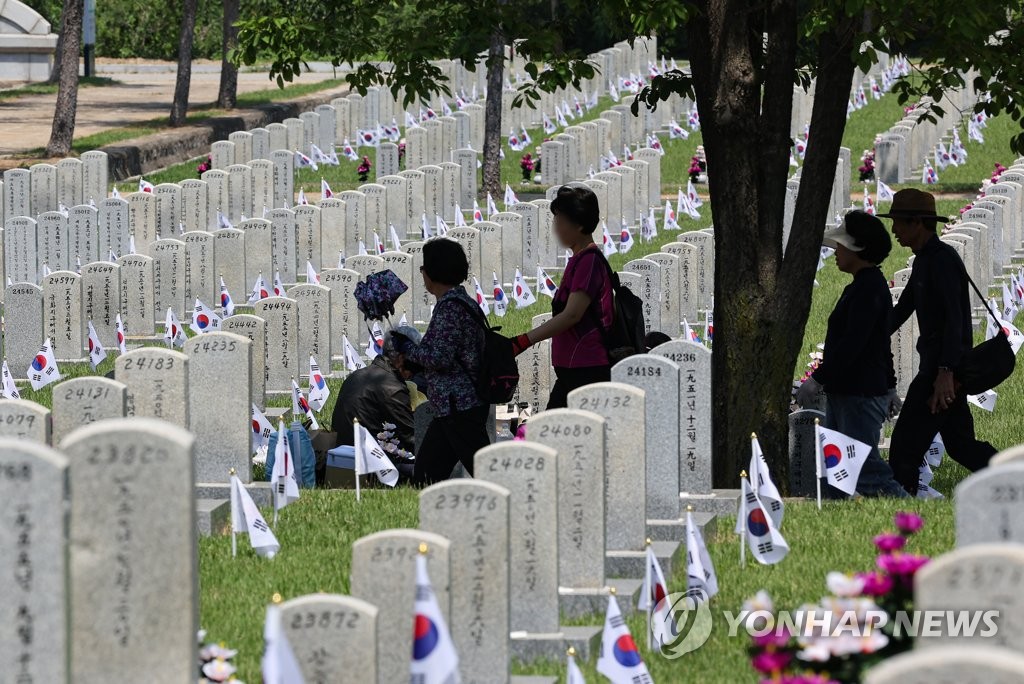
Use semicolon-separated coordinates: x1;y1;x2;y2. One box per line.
17;80;1022;682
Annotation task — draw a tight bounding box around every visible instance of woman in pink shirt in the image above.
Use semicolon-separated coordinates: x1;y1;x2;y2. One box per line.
512;185;614;408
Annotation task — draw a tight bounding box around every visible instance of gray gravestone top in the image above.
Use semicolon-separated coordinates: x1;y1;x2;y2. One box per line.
914;543;1024;653
567;382;646;551
864;646;1024;684
115;347;190;428
990;444;1024;467
612;353;681;520
50;376;127;445
0;399;51;444
279;594;378;684
475;441;559;634
527;408;607;589
419;479;510;684
955;461;1024;546
61;418;197;682
350;528;451;684
0;439;69;684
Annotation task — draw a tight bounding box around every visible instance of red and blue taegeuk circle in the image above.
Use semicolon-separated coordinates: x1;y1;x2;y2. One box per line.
412;614;439;660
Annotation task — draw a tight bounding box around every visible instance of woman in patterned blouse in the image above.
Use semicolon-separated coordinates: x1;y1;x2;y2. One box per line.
400;238;489;483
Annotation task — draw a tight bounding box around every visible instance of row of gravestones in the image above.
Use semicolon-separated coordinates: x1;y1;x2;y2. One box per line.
782;148;854;250
858;445;1024;681
0;335;717;682
874;80;979;185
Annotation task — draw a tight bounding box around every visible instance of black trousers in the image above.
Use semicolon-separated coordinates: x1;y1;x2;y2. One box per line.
547;365;612;410
888;370;996;494
414;404;491;485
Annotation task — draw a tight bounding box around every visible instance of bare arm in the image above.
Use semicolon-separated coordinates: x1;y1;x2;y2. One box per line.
526;291;592;344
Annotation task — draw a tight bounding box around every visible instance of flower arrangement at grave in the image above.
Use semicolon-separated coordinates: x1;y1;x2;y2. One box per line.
197;155;212;178
398;142;406;164
992;162;1007;183
377;422;414;461
357;156;372;182
745;512;928;684
858;149;875;182
520;153;535;182
791;350;823;409
688;155;703;183
197;630;244;683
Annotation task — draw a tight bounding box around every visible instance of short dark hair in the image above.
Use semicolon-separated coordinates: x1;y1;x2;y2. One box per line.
844;210;892;265
550;184;600;235
644;331;671;351
422;238;469;285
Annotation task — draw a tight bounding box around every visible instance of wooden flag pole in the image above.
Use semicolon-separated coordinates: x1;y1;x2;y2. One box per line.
644;537;653;652
353;418;362;502
229;468;238;558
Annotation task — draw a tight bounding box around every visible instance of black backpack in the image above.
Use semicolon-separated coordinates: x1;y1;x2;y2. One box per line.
581;250;647;364
450;297;520;404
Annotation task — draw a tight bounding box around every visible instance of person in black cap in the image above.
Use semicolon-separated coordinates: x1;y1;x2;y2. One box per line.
879;188;995;495
796;210;907;497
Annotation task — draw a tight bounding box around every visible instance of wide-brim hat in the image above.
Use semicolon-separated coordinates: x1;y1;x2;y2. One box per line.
875;188;950;222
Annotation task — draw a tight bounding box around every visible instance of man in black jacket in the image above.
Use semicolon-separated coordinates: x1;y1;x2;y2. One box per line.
796;211;906;497
879;189;996;495
332;326;420;454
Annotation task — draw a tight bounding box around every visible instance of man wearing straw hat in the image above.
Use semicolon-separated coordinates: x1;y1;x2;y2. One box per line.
878;189;996;495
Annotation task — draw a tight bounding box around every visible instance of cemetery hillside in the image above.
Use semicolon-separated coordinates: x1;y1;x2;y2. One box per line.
3;1;1024;683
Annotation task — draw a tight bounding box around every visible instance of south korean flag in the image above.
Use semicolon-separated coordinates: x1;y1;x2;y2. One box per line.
736;479;789;565
815;424;870;496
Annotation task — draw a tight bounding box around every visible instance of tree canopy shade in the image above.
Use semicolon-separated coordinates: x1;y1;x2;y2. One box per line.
236;0;1024;489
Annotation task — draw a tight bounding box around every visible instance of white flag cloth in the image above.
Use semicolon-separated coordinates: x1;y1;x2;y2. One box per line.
566;652;586;684
619;223;634;254
294;150;317;171
190;299;222;334
472;277;491;316
597;595;653;684
601;223;618;257
115;313;127;353
272;271;285;297
876;179;895;203
737;479;789;564
421;214;433;240
503;183;519;209
536;267;558;298
487;193;499;218
374;231;385;255
815;424;870;496
306;261;320;285
996;319;1024;354
366;321;385;359
968;389;997;411
390;224;403;251
638;545;673;646
291;380;320;430
687;179;703;207
342;335;366;371
320;177;334;199
663;200;678;230
271;419;300;511
138;179;154;193
248;273;269;303
410;553;460;684
220;277;235;317
354;422;399;487
435;216;450;237
230;473;280;558
473;199;484;223
164;308;186;347
686;510;718;599
87;321;107;370
491;272;508;317
2;359;21;399
512;268;537;307
217;210;233;229
261;603;304;683
307;356;330;411
454;205;467;227
251;404;274;452
749;435;784;529
683;318;700;343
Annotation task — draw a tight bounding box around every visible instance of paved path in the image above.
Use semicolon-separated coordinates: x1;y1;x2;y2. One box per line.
0;60;342;157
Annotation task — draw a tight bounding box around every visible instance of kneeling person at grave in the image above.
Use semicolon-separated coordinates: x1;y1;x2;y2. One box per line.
332;326;420;460
796;210;907;498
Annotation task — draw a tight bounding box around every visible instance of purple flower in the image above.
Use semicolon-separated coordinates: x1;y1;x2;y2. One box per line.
877;553;929;576
873;533;906;552
856;571;894;597
751;650;792;674
893;511;924;535
751;627;792;649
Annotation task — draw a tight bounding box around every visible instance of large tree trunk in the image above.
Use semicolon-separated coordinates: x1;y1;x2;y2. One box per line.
170;0;198;126
217;0;240;108
687;0;859;490
481;31;506;198
45;0;83;156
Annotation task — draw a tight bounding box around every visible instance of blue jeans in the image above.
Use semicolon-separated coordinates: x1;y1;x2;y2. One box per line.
824;393;908;498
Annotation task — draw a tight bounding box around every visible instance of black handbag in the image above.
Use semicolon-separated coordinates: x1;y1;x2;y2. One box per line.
955;268;1016;395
